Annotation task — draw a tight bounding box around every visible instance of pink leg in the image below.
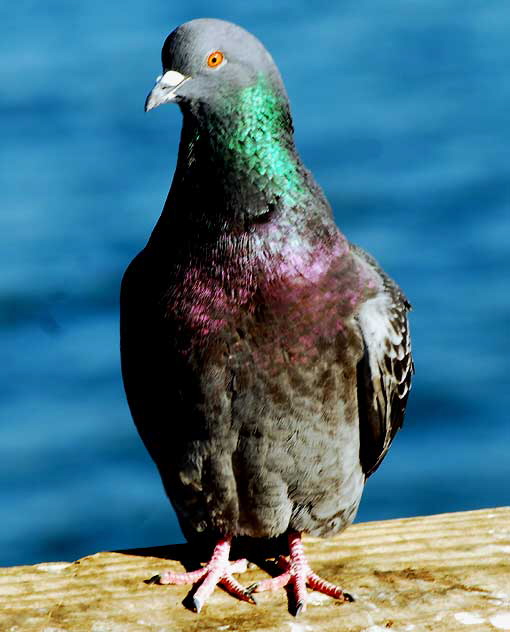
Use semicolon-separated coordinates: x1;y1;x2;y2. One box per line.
288;532;310;615
151;536;254;613
251;531;353;615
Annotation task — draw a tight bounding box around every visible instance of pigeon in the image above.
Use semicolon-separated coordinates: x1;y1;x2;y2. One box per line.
120;17;413;615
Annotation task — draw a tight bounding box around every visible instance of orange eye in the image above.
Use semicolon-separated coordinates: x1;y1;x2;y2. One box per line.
207;50;224;68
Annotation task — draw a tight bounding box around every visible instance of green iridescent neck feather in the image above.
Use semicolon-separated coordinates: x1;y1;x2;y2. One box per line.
177;76;309;210
220;76;307;206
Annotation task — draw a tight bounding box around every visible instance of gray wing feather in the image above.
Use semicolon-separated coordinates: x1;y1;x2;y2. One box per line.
353;246;414;477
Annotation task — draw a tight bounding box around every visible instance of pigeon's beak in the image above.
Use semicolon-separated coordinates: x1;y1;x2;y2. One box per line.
144;70;190;112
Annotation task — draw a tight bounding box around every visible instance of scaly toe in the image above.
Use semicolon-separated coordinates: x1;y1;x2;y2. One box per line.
220;572;257;604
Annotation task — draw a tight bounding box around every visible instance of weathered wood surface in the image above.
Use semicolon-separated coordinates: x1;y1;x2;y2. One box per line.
1;507;509;631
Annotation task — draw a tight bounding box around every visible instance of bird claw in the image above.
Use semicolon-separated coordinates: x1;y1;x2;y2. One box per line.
148;537;255;612
245;582;258;595
192;595;203;614
251;532;353;616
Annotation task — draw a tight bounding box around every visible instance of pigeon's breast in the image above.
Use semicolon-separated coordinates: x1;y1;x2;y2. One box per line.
166;234;378;366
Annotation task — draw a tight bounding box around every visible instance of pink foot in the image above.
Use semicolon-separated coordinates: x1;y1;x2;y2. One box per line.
250;532;353;615
150;536;255;612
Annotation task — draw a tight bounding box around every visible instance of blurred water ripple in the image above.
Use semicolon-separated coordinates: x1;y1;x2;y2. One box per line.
1;1;509;566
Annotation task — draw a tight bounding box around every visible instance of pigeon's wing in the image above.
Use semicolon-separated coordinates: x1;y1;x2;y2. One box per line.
352;246;414;477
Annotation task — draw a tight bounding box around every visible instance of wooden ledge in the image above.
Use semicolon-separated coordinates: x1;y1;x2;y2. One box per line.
1;507;510;631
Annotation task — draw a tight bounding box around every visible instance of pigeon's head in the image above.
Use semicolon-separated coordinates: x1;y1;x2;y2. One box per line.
145;18;287;115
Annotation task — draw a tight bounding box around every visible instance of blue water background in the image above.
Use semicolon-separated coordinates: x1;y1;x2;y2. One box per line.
1;1;509;567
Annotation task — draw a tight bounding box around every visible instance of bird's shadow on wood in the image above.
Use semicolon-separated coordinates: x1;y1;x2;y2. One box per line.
116;542;200;572
116;535;289;570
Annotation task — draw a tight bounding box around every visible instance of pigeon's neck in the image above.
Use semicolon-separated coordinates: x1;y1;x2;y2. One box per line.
173;76;314;224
